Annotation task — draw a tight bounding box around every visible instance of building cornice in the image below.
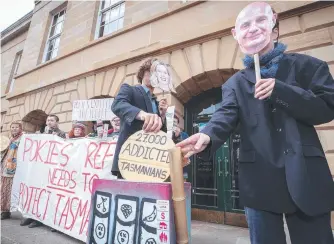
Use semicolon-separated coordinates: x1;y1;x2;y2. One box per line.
1;11;33;45
6;1;334;100
1;10;33;37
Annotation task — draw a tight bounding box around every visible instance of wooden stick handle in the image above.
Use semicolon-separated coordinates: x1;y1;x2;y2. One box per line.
254;53;261;83
169;147;189;244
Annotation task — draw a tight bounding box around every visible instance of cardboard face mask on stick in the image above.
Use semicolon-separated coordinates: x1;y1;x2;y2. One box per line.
150;60;176;94
232;2;276;55
232;2;276;82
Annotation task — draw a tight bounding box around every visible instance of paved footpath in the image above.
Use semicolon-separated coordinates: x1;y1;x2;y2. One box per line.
1;212;292;244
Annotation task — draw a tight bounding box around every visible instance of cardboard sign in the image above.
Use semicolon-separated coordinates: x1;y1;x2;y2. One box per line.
10;134;117;242
232;2;276;55
87;179;192;244
118;131;175;182
72;99;115;121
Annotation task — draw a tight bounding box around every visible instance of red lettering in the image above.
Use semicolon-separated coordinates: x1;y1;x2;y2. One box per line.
19;183;29;211
93;143;104;169
18;184;51;221
67;197;79;231
75;199;89;224
19;183;24;208
23;138;33;161
57;169;70;188
36;189;46;218
101;142;114;168
48;168;77;191
70;171;77;189
89;174;99;194
82;172;98;193
48;168;57;185
26;186;38;213
54;194;66;225
45;141;63;165
58;197;71;227
82;172;90;192
79;202;90;235
52;196;91;233
42;190;51;221
31;140;48;162
85;142;98;168
60;143;73;167
31;187;41;216
23;185;29;211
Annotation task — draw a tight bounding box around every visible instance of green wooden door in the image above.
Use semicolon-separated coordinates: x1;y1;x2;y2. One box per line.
184;87;244;213
189;120;226;211
221;131;244;213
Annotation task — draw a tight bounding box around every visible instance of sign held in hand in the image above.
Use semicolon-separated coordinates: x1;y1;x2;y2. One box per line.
118;130;175;182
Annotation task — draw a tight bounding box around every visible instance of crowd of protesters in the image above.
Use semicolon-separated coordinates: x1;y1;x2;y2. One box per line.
0;113;125;230
0;110;188;227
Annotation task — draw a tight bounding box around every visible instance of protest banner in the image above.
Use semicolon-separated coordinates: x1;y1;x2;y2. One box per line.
72;98;115;121
10;134;117;242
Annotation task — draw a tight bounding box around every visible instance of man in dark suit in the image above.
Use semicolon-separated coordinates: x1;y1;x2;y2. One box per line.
111;58;168;179
177;3;334;244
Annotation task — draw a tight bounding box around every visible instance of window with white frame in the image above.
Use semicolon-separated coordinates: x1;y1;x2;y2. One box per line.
7;51;22;93
96;0;125;38
43;9;66;62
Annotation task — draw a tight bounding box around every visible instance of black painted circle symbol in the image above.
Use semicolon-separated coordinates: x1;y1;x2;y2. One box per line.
94;223;106;239
145;238;157;244
117;230;129;244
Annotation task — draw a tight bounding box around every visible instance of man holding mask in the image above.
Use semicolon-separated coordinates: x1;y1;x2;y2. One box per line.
111;58;168;179
177;2;334;244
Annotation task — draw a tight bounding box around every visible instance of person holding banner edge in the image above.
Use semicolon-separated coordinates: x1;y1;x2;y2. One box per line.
111;58;168;179
1;121;23;220
177;2;334;244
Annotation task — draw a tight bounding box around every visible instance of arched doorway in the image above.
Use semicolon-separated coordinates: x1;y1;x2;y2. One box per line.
184;87;246;226
22;110;48;133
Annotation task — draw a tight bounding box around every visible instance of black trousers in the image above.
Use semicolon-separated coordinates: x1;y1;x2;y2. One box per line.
245;207;334;244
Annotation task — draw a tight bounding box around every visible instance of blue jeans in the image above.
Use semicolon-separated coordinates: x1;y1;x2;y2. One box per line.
245;207;334;244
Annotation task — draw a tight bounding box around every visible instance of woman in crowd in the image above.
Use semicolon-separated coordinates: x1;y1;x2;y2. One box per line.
68;121;86;138
1;121;23;220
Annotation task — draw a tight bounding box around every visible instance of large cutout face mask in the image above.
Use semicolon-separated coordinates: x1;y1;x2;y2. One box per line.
150;60;176;93
232;2;276;55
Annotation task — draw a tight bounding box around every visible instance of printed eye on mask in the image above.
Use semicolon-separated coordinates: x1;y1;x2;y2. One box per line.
232;2;276;55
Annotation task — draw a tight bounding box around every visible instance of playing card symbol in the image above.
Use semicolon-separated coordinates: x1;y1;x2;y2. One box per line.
117;230;129;244
121;204;132;219
143;205;157;222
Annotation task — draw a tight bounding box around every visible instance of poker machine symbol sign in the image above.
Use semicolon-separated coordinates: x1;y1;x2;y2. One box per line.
118;131;175;182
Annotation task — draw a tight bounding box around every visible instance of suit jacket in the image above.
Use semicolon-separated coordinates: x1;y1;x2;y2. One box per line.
111;84;167;172
200;53;334;216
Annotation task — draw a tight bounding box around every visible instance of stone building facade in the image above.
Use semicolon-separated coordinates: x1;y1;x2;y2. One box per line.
1;1;334;227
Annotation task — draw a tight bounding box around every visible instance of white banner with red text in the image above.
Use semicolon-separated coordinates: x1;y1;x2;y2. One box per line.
10;134;117;242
